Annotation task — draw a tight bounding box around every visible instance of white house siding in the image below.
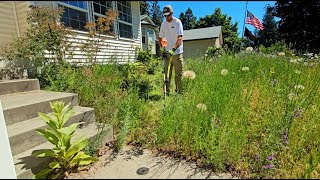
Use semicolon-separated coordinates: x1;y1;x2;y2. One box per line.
33;1;141;64
0;1;29;44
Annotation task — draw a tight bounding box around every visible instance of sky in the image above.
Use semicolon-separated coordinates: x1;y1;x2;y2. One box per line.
157;1;279;37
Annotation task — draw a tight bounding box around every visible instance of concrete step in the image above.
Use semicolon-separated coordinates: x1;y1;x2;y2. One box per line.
7;106;95;156
0;90;78;126
0;79;40;95
14;123;113;179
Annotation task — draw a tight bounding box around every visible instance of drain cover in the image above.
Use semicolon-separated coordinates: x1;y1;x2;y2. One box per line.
136;167;149;175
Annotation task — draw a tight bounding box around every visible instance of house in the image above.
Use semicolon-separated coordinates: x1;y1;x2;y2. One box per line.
0;1;142;64
183;26;223;59
140;14;159;55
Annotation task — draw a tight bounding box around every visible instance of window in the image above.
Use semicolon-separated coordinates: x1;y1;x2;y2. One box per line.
93;1;114;35
117;1;133;38
59;1;88;31
142;27;146;43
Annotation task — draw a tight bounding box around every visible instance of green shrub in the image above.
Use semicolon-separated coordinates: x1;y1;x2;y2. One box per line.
32;101;97;179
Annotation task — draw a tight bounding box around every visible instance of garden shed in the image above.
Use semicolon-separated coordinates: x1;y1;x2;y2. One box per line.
183;26;223;59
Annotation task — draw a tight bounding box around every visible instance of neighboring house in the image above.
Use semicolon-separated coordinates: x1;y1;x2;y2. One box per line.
183;26;223;59
0;1;141;64
140;14;159;55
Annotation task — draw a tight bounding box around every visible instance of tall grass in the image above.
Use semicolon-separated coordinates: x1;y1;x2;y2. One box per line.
136;52;320;178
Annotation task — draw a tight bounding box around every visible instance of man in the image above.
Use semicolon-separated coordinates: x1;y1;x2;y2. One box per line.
159;5;184;95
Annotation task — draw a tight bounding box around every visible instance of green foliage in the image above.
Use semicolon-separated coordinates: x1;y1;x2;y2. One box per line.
179;7;197;30
32;101;97;179
206;46;225;58
140;1;150;16
270;0;320;53
149;1;162;27
0;6;75;78
257;6;279;47
195;8;240;51
258;41;293;56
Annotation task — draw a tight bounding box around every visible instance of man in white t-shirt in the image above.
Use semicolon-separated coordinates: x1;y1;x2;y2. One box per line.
159;5;184;95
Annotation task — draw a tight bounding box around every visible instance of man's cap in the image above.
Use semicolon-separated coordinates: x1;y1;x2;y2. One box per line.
163;5;173;16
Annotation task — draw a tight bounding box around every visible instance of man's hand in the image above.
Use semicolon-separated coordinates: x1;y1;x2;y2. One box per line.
168;48;176;56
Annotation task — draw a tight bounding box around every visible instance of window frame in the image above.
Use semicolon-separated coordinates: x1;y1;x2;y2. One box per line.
116;1;134;40
92;1;116;37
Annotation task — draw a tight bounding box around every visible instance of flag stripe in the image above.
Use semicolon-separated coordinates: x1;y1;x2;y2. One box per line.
245;10;264;30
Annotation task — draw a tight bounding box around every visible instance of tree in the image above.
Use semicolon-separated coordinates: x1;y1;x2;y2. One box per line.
257;6;279;47
195;8;240;50
184;7;197;30
270;0;320;53
178;12;186;29
140;1;150;16
149;1;162;27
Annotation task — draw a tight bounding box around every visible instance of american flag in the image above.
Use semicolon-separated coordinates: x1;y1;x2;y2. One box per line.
246;10;264;30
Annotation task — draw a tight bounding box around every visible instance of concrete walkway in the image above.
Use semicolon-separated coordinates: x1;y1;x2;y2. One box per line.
68;145;239;179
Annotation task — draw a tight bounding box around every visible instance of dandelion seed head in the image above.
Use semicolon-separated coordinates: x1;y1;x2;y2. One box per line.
246;47;253;52
290;59;297;64
183;70;196;80
196;103;207;111
221;69;228;76
278;52;285;56
241;67;249;71
288;92;298;101
294;84;305;90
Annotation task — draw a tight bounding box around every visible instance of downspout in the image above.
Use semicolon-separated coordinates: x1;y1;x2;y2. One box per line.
12;1;20;37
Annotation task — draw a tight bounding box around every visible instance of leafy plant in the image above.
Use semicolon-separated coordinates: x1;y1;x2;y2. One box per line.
32;101;97;179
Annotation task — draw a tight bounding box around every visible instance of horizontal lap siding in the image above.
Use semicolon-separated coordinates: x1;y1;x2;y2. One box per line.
0;2;18;46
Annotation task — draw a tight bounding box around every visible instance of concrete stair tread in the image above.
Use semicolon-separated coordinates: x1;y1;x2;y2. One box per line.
0;79;40;96
7;105;93;137
14;123;113;179
0;90;77;110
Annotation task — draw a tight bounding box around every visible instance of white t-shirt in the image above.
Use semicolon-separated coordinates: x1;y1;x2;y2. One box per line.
159;17;183;55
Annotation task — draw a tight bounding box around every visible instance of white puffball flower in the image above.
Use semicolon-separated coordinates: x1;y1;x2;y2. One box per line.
278;52;285;56
183;70;196;80
196;103;207;111
294;84;305;90
246;47;253;52
241;67;250;71
288;92;298;101
295;70;301;74
290;59;298;64
221;69;228;76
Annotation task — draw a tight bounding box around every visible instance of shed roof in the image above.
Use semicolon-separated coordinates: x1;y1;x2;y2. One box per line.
183;26;222;41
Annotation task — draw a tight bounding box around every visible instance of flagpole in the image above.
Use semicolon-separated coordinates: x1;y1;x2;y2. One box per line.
241;1;248;41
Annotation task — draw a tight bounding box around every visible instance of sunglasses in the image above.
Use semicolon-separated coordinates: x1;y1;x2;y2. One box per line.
164;13;171;17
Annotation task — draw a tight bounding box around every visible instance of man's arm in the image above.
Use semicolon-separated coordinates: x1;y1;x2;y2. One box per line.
173;35;183;50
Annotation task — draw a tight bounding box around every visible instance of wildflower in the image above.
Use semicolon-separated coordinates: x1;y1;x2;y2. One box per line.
297;58;304;63
254;153;260;160
278;52;285;56
196;103;207;111
283;129;289;144
293;109;302;118
287;92;298;101
266;153;274;161
183;70;196;80
205;53;208;57
263;164;274;169
295;70;301;74
290;59;297;64
241;67;249;71
218;55;221;58
221;69;228;76
294;84;305;90
246;47;253;52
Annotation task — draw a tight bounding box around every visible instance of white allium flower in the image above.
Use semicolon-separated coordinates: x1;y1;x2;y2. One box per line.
241;67;249;71
278;52;285;56
196;103;207;111
246;47;253;52
221;69;228;76
288;92;298;101
295;70;301;74
290;59;297;64
183;70;196;80
294;84;305;90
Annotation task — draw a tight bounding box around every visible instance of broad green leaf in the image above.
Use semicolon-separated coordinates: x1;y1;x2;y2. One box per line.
32;168;54;179
38;112;58;130
53;146;66;154
57;123;83;136
65;137;88;160
36;129;59;145
32;149;55;158
78;157;98;165
49;161;61;169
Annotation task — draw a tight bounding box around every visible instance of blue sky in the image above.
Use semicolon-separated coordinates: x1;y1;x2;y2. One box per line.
157;1;279;37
